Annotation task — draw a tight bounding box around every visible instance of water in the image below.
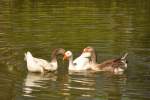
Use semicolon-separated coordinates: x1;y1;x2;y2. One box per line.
0;0;150;100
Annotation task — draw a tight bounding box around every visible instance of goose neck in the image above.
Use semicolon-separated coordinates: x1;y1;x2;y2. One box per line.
91;52;96;64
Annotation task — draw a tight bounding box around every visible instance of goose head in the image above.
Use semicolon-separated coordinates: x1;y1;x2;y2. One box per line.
83;46;97;64
51;48;65;61
79;46;95;58
63;51;72;60
56;48;65;55
83;46;95;53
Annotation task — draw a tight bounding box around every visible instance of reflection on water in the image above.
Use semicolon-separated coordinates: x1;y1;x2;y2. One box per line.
23;73;57;97
22;71;127;100
0;0;150;100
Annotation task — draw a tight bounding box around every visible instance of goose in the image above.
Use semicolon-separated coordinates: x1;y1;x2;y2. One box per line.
63;50;91;71
83;46;128;74
24;48;65;73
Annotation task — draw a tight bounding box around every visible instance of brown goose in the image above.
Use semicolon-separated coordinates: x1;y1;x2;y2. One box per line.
83;46;128;74
24;48;65;73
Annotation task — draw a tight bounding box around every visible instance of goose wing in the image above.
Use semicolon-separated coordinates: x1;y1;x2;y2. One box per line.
33;57;53;71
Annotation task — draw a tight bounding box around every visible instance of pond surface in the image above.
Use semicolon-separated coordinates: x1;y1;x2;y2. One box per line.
0;0;150;100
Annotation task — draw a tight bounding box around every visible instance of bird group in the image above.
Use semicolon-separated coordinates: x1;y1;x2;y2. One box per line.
24;46;128;74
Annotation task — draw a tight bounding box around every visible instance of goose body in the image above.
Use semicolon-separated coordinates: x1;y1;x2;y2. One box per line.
83;46;128;74
25;48;65;73
63;51;91;71
91;55;128;74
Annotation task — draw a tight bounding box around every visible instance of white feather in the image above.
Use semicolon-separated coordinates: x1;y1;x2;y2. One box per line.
25;51;57;73
67;51;91;71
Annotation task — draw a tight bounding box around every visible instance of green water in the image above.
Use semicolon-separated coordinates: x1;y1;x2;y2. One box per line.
0;0;150;100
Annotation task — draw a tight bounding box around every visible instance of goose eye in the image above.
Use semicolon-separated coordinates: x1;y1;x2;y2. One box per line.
66;52;70;55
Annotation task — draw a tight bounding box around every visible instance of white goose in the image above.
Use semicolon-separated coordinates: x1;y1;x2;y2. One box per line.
63;50;91;71
24;48;65;73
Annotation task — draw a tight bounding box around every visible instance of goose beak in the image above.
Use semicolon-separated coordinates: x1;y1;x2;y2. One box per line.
63;54;68;60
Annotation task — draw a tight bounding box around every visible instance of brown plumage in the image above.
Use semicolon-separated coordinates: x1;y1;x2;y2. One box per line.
50;48;66;62
83;46;128;74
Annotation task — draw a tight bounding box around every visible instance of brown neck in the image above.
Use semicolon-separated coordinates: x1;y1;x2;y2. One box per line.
51;49;57;62
91;51;97;64
50;48;65;62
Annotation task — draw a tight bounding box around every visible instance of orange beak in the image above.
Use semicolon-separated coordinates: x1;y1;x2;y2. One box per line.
63;54;68;60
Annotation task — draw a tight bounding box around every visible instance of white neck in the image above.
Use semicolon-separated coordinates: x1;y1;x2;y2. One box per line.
68;56;75;70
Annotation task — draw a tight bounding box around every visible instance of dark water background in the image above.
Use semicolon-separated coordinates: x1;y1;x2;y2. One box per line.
0;0;150;100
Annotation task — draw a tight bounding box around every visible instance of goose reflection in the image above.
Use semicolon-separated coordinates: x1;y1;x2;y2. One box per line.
57;72;127;99
96;73;127;100
23;73;57;97
56;72;71;96
107;76;127;100
56;71;96;98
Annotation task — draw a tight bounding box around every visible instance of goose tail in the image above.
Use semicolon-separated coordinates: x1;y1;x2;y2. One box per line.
24;51;33;61
121;53;128;60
